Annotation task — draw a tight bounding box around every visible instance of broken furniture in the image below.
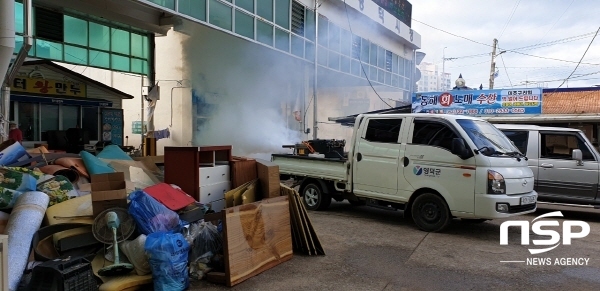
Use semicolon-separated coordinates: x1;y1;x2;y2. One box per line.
204;195;292;287
164;146;232;212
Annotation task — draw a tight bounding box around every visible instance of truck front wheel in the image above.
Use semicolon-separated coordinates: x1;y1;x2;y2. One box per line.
301;183;331;211
411;193;451;232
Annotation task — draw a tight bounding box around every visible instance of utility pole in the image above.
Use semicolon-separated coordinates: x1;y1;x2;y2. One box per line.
442;46;447;90
489;38;498;90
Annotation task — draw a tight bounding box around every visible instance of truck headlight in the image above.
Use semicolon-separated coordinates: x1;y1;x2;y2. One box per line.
487;170;506;194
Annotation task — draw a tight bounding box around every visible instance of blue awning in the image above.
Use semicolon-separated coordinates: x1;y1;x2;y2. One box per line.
10;94;113;107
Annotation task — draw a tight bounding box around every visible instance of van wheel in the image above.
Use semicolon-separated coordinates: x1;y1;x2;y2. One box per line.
301;183;331;211
411;193;451;232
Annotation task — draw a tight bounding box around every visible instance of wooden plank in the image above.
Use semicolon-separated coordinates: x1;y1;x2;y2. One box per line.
288;190;310;255
294;192;317;255
224;196;293;287
255;159;280;199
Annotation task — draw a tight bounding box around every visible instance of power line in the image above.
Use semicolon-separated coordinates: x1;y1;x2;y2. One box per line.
499;0;521;40
343;0;392;108
413;18;600;66
555;26;600;89
499;54;513;87
533;0;575;45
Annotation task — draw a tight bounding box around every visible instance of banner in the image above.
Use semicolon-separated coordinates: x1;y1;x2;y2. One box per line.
412;88;542;115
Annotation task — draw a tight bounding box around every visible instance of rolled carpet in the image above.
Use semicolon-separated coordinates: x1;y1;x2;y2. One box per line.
5;191;49;291
39;164;80;183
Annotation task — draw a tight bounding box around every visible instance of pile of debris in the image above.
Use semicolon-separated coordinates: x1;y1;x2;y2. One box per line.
0;141;323;291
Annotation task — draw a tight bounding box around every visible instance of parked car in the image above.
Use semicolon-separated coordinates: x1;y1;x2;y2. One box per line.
495;124;600;206
272;113;538;232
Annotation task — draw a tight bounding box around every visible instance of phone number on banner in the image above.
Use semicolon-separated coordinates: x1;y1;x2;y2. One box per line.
438;108;527;115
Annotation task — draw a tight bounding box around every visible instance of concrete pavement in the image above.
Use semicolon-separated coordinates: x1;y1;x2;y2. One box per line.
191;202;600;291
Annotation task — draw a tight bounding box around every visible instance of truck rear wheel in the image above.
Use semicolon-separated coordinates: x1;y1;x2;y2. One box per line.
301;183;331;211
411;193;451;232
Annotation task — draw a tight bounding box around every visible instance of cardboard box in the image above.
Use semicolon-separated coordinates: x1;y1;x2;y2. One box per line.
91;172;128;217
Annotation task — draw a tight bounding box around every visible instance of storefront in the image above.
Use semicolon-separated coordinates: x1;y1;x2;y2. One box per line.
8;60;132;149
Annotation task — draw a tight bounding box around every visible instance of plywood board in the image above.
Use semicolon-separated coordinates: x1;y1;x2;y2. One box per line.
224;195;292;287
280;184;326;256
256;159;281;199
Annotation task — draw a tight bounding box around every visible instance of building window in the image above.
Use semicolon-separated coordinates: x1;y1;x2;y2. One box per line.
18;102;39;142
257;0;273;21
179;0;207;21
209;0;233;31
275;0;290;29
40;104;59;140
62;105;80;129
83;107;99;141
235;10;254;39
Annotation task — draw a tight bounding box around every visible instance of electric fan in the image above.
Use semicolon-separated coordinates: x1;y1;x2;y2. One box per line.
92;207;136;276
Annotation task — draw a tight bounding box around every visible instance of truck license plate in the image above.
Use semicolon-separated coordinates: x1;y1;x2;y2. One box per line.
520;195;536;205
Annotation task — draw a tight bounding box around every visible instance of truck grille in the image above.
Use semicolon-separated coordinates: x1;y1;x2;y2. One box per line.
509;203;536;213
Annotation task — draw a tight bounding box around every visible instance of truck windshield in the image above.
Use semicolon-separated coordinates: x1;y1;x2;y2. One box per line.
456;119;521;156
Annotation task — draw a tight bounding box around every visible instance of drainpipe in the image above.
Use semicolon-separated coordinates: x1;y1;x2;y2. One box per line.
312;0;319;140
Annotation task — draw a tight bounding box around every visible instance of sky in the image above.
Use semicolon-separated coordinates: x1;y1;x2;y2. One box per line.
410;0;600;90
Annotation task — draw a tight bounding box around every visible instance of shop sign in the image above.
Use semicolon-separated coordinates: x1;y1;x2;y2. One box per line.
10;77;87;98
411;88;542;115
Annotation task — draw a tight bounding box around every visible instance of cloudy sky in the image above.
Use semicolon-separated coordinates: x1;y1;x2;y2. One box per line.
411;0;600;89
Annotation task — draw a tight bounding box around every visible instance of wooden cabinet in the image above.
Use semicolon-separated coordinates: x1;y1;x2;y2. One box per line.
164;146;232;202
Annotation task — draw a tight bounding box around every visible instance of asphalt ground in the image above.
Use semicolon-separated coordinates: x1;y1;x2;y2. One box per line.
191;202;600;291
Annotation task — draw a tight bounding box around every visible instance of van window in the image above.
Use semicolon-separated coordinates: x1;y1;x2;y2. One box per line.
540;133;595;161
364;118;403;143
411;121;458;151
501;130;529;155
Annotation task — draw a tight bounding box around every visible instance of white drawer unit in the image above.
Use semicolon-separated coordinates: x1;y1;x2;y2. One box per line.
200;181;231;204
200;165;230;186
210;199;226;213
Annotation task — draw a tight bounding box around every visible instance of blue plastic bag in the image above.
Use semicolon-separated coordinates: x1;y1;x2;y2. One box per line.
128;190;182;235
145;232;190;291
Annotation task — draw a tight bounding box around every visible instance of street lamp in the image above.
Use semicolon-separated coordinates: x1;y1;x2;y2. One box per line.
442;47;447;90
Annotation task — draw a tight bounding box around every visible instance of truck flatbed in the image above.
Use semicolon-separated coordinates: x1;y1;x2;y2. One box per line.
272;154;348;182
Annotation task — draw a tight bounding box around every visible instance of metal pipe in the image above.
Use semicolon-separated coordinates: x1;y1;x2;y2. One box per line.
313;2;319;139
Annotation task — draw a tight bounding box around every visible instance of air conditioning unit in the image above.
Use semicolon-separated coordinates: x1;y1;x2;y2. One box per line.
0;235;7;291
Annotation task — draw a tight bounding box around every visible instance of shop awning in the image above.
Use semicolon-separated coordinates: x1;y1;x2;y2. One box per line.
10;94;113;107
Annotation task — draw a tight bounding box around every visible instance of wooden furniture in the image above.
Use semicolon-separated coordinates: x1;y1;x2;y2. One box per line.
256;159;281;198
230;156;258;188
204;195;292;287
164;146;232;208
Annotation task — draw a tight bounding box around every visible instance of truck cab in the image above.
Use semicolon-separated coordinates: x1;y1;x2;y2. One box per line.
495;124;600;206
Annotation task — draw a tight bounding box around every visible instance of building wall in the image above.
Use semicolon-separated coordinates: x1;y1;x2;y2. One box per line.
417;62;451;92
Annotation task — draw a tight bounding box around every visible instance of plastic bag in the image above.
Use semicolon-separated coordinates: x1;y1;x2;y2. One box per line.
121;234;151;276
128;190;182;235
189;221;223;264
145;232;190;291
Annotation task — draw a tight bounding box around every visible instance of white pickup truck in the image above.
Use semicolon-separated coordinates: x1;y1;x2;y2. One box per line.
272;113;538;232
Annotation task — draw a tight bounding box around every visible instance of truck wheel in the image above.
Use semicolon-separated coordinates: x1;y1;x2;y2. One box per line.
411;193;451;232
301;183;331;211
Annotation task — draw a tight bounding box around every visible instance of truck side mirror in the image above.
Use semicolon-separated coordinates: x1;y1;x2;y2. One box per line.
572;149;583;164
451;138;472;160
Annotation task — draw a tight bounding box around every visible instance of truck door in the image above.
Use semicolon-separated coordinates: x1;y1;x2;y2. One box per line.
353;117;409;201
536;131;600;202
402;118;476;213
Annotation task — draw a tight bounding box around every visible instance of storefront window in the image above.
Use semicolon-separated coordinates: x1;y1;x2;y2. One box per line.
62;105;80;130
83;107;99;141
41;104;59;140
18;102;39;141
